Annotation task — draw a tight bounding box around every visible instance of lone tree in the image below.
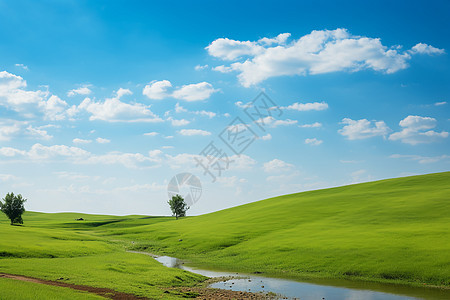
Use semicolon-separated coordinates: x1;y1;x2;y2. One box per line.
0;192;27;225
168;194;189;220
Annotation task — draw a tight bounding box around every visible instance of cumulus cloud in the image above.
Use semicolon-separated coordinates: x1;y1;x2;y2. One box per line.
67;85;92;97
143;80;218;101
39;95;68;120
282;102;328;111
305;138;323;146
339;118;390;140
144;132;159;136
178;129;211;136
255;116;297;127
172;82;219;101
299;122;322;128
26;125;52;140
96;137;110;144
73;138;92;144
260;133;272;140
0;120;52;141
263;158;294;173
0;143;160;169
409;43;445;55
173;103;216;118
195;64;208;71
142;80;172;100
0;70;72;120
170;118;190;126
207;29;444;87
389;115;448;145
75;89;163;122
0;120;22;141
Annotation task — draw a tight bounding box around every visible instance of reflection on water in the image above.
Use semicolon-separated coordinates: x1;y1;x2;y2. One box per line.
148;253;449;300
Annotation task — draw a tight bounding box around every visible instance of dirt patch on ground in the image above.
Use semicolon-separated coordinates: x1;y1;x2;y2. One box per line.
1;272;281;299
0;273;148;300
165;286;279;300
164;278;281;300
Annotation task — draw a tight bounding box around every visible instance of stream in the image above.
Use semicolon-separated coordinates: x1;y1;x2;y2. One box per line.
130;252;449;300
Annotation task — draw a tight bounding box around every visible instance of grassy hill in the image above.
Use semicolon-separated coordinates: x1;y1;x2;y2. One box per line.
120;172;450;287
0;172;449;298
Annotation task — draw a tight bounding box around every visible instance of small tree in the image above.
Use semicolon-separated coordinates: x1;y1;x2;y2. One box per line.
0;192;27;225
168;194;189;220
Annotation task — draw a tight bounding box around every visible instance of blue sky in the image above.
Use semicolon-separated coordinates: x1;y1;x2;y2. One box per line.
0;0;449;215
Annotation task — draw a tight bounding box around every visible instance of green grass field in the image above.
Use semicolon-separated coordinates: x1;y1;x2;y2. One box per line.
0;172;449;298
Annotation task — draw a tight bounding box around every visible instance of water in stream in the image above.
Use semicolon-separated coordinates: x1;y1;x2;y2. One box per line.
149;254;448;300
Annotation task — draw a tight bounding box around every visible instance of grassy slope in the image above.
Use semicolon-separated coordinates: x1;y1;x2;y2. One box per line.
120;172;450;287
0;213;205;299
0;172;448;299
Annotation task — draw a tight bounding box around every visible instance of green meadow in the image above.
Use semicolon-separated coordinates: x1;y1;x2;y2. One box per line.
0;172;449;298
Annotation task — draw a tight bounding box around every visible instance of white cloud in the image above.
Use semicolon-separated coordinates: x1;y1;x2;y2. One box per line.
235;101;251;108
165;153;201;169
195;64;208;71
0;174;18;181
77;89;163;122
390;154;450;164
0;147;26;157
213;65;234;73
339;118;390;140
39;95;68;120
207;29;444;87
0;120;22;141
435;101;447;106
170;118;190;126
15;64;29;71
0;143;162;169
351;169;371;183
142;80;172;100
0;71;75;120
143;80;218;101
255;116;297;127
228;154;257;171
282;102;328;111
84;152;160;168
340;160;362;164
409;43;445;55
96;137;110;144
178;129;211;136
299;122;322;128
305;138;323;146
26;125;52;140
144;132;159;137
194;110;216;118
172;82;219;101
206;38;264;60
259;33;291;45
260;133;272;140
0;120;52;141
27;143;90;160
175;103;187;113
263;158;294;173
389;115;448;145
0;71;47;111
67;85;92;97
173;103;216;118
